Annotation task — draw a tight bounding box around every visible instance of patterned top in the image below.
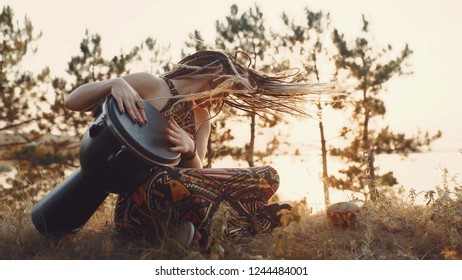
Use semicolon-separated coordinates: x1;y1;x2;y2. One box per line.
160;78;196;140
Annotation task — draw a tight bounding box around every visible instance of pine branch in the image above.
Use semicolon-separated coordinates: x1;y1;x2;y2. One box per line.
0;117;43;131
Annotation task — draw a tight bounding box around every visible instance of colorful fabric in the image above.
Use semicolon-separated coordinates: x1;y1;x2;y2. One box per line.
114;165;279;238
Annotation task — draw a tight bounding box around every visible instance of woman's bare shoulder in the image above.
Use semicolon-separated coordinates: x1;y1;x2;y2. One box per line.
124;72;159;81
194;107;212;134
194;107;211;122
122;72;165;98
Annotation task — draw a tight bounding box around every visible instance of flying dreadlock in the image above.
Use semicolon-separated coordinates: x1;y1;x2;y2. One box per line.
161;50;340;118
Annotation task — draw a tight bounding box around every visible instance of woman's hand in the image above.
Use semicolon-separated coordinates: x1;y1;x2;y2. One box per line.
111;78;148;125
166;117;196;157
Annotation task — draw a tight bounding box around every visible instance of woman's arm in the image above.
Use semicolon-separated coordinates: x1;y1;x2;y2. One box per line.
167;108;211;169
166;118;210;169
64;72;161;124
64;79;114;112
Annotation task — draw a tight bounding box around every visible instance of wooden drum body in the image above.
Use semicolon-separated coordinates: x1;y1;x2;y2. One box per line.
80;96;180;193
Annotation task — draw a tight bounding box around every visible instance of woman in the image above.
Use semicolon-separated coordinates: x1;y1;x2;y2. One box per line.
65;50;327;248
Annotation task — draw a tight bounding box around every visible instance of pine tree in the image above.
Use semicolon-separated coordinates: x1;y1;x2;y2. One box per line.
0;6;56;207
214;4;287;167
280;8;337;208
0;6;50;148
329;16;441;200
138;37;172;74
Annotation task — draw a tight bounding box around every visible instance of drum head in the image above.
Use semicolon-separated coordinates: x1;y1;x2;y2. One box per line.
103;96;180;166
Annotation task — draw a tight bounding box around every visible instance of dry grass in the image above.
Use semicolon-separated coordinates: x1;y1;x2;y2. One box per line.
213;195;461;260
1;187;461;260
1;167;461;260
0;203;204;260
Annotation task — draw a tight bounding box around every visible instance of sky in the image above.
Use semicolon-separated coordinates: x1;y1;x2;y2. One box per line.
3;0;462;208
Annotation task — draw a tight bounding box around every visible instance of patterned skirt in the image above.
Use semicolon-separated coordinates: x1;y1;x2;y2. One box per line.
114;165;280;239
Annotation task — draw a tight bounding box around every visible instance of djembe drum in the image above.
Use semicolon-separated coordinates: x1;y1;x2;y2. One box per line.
32;96;180;236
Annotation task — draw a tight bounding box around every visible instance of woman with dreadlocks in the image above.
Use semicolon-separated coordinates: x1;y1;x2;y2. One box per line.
65;50;329;248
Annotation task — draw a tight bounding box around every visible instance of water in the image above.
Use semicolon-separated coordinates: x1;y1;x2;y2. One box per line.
271;151;462;212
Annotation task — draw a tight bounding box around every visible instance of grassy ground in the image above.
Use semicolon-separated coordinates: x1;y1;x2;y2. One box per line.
1;187;461;260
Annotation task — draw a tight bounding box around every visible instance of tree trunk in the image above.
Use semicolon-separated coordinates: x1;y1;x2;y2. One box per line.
362;89;378;201
367;149;378;201
317;103;330;208
245;50;259;168
246;113;256;167
205;134;213;168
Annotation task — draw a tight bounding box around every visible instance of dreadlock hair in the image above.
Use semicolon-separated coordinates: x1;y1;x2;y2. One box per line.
161;50;338;118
